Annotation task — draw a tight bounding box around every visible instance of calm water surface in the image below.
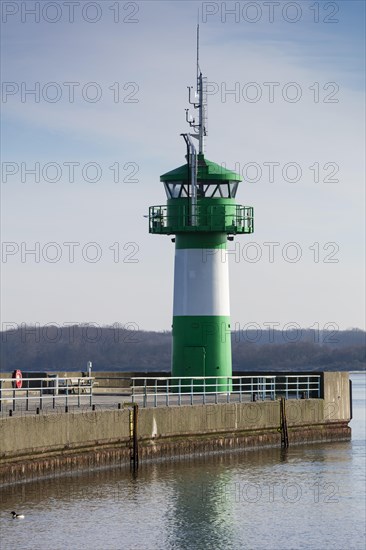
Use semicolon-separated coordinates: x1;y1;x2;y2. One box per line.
1;372;365;550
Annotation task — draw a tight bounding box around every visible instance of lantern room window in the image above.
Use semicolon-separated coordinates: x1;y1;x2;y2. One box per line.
164;180;239;199
164;181;190;198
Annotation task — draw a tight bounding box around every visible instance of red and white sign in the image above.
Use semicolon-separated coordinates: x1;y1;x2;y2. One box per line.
13;369;22;389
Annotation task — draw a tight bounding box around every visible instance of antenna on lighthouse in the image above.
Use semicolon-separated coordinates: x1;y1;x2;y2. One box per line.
196;22;200;83
186;24;207;155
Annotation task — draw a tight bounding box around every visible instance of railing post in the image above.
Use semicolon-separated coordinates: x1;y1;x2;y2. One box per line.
215;379;218;404
88;378;92;408
143;381;147;408
0;380;2;412
154;379;157;408
131;379;135;404
285;377;289;400
239;377;243;403
13;388;16;411
190;379;193;406
178;379;181;406
39;379;43;411
66;379;69;409
78;379;81;408
166;379;169;407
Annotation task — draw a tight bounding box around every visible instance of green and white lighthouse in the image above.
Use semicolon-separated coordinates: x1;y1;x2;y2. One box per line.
149;28;254;387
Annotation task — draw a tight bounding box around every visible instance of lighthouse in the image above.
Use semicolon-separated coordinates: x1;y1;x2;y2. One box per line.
149;28;254;389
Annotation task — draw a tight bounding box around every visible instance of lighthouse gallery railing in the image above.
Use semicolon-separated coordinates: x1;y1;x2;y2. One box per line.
149;204;254;234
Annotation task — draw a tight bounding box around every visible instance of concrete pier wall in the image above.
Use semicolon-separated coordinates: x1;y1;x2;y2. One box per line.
323;371;351;420
0;372;351;484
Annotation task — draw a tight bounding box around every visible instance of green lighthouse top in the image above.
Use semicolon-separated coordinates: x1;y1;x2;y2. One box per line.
158;24;242;201
148;25;253;235
160;154;242;200
160;154;242;183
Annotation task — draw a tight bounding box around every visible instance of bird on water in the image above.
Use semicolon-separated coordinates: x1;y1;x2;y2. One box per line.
11;511;24;519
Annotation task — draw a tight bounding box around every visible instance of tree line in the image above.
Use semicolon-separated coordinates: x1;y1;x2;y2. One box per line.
0;325;364;373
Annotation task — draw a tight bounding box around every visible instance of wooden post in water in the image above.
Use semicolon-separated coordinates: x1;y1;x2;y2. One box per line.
126;402;139;472
280;397;289;449
132;404;139;469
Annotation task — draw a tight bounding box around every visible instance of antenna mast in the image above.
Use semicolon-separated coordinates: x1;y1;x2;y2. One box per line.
197;24;205;155
186;24;207;155
181;25;209;226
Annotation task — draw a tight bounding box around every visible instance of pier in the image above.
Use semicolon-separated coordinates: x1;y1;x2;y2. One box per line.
0;371;351;485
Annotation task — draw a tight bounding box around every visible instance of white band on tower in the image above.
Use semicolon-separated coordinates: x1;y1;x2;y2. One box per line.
173;248;230;316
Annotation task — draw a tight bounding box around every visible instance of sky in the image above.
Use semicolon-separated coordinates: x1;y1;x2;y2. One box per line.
1;0;365;335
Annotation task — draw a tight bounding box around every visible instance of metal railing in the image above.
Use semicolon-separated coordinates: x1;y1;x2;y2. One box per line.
282;375;321;399
131;375;321;408
0;374;322;413
149;204;254;234
0;376;94;413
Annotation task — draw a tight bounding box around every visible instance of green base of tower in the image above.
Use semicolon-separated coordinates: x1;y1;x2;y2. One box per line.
172;315;232;392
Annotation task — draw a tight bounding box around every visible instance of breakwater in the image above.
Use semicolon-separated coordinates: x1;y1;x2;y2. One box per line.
0;372;351;484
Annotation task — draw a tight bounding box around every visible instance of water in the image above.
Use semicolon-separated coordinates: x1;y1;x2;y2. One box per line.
1;373;365;550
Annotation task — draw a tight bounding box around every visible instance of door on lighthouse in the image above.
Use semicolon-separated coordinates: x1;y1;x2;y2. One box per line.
183;347;206;376
183;346;206;392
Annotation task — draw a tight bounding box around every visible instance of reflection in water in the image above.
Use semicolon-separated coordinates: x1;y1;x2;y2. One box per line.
0;373;365;550
280;448;289;462
164;457;240;550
